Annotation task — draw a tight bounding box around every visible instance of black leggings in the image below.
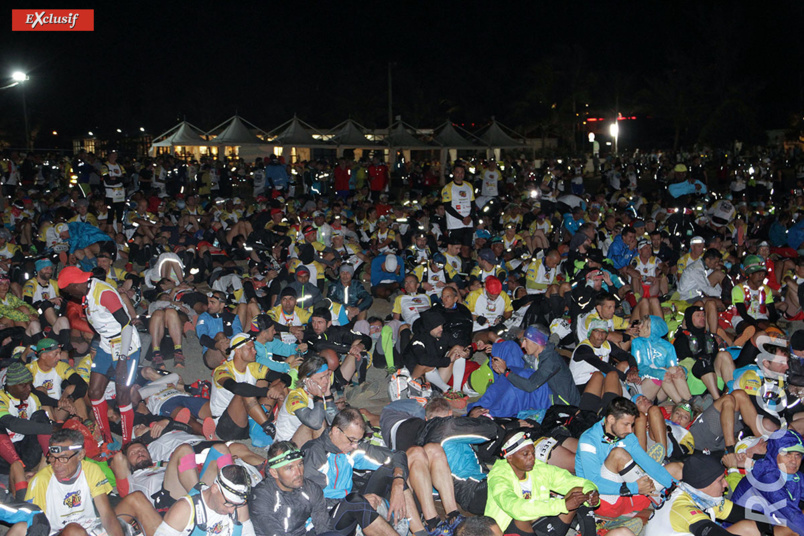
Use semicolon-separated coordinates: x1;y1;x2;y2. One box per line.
329;465;398;535
107;200;126;223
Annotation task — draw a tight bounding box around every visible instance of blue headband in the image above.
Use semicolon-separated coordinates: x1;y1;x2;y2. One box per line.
315;364;329;375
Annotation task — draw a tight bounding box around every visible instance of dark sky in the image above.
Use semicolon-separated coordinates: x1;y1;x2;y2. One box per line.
1;0;802;145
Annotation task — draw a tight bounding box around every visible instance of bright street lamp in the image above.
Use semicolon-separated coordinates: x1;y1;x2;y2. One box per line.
609;122;619;155
11;71;28;83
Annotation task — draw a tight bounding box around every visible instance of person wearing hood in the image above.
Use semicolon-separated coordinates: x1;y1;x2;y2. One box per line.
646;453;788;536
633;315;691;405
490;326;581;407
732;430;804;536
674;305;736;400
402;309;471;394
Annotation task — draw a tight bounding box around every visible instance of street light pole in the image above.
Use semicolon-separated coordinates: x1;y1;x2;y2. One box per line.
21;87;29;151
11;72;29;150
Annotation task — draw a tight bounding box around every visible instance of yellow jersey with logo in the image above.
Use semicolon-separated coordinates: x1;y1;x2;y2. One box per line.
0;389;41;442
210;361;268;418
26;460;112;534
28;361;75;399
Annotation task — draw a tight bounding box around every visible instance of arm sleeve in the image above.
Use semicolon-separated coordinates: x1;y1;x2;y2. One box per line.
294;400;327;431
199;334;217;349
63;373;88;399
609;345;638;369
688;520;733;536
0;414;52;435
444;205;464;220
734;302;756;324
220;378;268;398
767;303;779;323
573;346;625;380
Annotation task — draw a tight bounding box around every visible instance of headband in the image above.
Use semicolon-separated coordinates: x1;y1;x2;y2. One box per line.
314;363;329;375
501;431;533;458
267;448;303;469
216;470;250;505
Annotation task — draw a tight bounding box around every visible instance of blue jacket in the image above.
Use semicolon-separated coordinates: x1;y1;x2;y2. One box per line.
733;430;804;535
255;338;297;373
631;316;678;380
327;281;374;311
265;163;290;189
577;420;675;496
467;341;552;417
607;235;636;270
562;214;584;236
301;430;407;501
370;255;405;286
506;341;581;407
668;179;707;198
196;311;242;350
67;221;113;253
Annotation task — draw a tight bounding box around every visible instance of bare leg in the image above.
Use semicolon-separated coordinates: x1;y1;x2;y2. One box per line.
115;491;162;536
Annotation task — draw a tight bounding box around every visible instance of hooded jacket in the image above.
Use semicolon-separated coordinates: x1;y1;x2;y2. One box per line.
505;341;581;407
402;309;449;369
467;341;552;417
732;430;804;535
632;316;678;380
673;306;717;363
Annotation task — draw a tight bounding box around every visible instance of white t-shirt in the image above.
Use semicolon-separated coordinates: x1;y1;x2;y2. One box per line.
481;169;500;197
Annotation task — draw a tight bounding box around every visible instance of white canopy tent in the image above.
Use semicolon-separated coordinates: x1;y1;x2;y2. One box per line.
433;121;489;181
328;119;381;158
476;118;526;159
206;115;272;160
150;121;209;158
267;116;334;162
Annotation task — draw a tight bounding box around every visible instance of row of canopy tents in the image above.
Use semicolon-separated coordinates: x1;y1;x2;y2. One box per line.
149;115;531;164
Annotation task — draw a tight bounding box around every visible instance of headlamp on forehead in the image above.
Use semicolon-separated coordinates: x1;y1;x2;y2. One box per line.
267;448;303;469
500;431;533;458
216;470;250;506
49;444;83;454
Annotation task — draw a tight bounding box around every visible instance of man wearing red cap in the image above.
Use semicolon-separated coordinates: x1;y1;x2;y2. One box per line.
59;266;141;447
465;276;513;343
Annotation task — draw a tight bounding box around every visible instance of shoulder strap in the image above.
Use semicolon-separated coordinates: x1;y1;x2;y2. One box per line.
191;488;208;532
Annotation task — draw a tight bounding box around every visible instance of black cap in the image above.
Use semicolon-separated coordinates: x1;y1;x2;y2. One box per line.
682;454;725;489
280;287;298;299
791;330;804;353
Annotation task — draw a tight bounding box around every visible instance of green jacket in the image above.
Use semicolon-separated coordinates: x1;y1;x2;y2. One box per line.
484;457;597;531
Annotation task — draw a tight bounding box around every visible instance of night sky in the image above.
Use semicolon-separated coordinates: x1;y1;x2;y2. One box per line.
1;1;802;148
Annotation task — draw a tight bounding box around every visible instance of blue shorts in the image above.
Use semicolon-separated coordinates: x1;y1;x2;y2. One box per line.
92;346;141;386
158;395;207;418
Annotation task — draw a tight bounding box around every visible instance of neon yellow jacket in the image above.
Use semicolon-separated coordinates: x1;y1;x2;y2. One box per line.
485;457;597;531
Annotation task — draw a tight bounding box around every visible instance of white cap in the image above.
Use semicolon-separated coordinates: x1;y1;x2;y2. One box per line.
690;236;705;245
384;254;398;272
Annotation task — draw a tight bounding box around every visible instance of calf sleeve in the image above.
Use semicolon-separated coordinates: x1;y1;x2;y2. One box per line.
0;434;21;465
380;325;395;369
91;398;112;443
120;404;134;445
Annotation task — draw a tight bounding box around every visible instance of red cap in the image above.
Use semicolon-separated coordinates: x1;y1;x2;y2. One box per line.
485;276;502;295
270;208;283;216
58;266;90;289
